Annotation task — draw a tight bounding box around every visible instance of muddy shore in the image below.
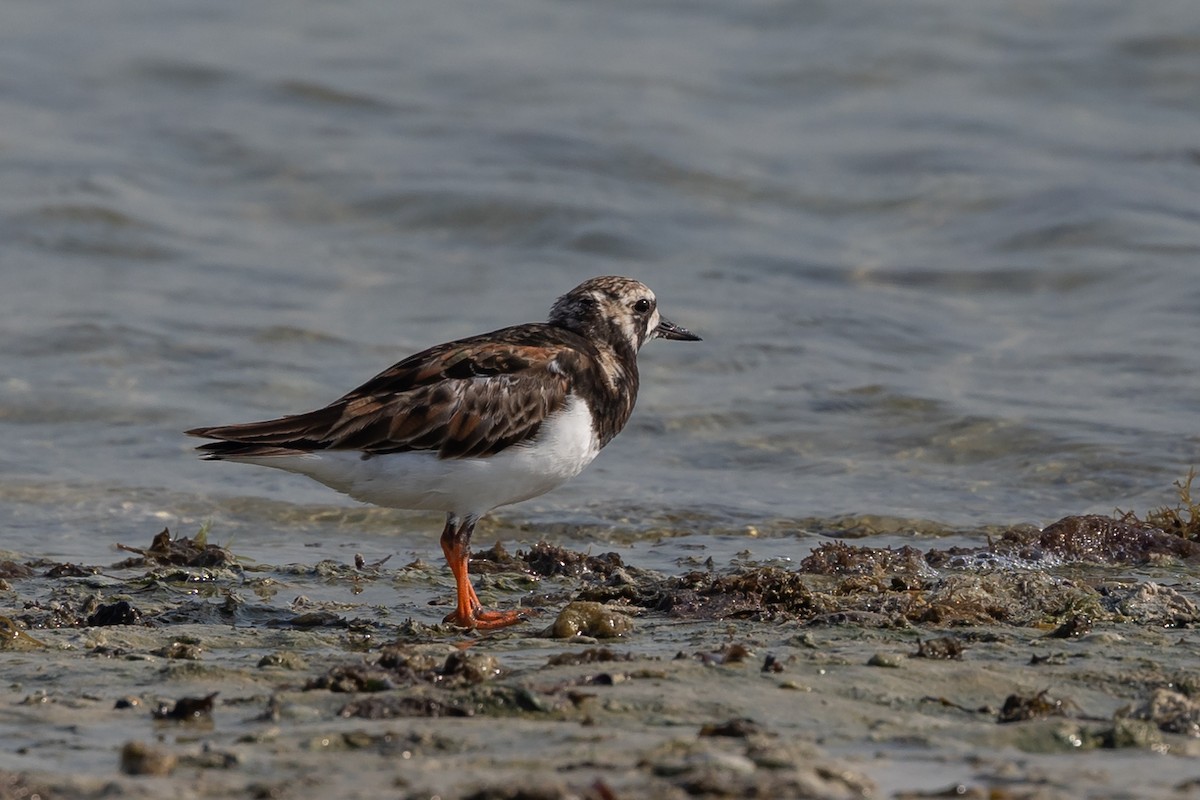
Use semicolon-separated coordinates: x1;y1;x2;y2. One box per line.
2;513;1200;800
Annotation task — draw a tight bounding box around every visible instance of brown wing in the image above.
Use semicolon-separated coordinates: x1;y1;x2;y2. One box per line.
187;325;587;460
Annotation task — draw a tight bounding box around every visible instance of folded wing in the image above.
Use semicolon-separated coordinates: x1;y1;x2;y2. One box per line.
187;329;580;460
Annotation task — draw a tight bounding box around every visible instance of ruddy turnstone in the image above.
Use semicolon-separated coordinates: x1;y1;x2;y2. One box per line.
187;276;700;630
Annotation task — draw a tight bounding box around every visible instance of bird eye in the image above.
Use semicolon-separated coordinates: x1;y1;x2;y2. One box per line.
633;298;652;314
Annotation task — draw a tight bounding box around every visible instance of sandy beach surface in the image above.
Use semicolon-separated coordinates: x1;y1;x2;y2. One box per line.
3;513;1200;800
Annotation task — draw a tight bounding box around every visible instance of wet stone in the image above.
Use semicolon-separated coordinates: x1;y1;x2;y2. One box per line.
546;601;634;638
867;652;904;668
120;741;178;776
1103;718;1166;749
153;692;218;721
1030;652;1070;666
376;645;447;676
44;562;98;578
306;664;397;693
85;600;142;627
182;748;240;769
1130;688;1200;737
464;685;547;714
258;651;308;670
153;641;203;660
997;690;1071;723
438;651;502;684
914;637;966;659
1045;614;1092;639
583;672;621;686
1103;582;1200;627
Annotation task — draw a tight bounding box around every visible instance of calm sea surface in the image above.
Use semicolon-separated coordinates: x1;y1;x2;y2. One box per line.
3;1;1199;565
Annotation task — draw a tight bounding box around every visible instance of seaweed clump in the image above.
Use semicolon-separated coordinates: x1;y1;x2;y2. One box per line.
1125;468;1200;542
472;540;625;578
997;690;1074;723
987;515;1200;564
305;646;502;693
661;567;822;621
800;541;929;579
115;527;235;569
575;544;1096;626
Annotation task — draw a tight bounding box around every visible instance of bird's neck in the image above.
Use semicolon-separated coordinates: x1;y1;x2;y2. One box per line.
587;338;640;448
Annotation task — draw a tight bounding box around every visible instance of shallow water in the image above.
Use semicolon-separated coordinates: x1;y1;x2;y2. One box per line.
3;1;1200;566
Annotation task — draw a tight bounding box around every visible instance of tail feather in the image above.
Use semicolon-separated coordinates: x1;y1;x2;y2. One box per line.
187;407;343;459
187;407;338;442
192;440;314;460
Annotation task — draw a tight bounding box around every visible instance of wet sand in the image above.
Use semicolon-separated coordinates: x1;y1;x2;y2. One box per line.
2;517;1200;800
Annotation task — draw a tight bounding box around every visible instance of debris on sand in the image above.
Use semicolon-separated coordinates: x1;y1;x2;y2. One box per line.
153;692;218;722
1128;688;1200;737
115;526;236;569
86;600;142;627
997;690;1075;723
5;475;1200;798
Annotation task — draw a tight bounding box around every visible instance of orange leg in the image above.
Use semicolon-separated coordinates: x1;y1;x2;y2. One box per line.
438;515;530;630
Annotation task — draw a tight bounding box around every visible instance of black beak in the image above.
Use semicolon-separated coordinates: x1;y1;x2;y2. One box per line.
654;317;701;341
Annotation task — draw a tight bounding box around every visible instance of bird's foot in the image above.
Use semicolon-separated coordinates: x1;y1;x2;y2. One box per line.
444;606;534;631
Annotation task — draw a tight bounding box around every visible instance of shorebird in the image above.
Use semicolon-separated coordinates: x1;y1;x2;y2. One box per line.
187;276;700;629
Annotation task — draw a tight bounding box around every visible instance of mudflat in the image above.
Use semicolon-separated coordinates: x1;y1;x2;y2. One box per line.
2;514;1200;800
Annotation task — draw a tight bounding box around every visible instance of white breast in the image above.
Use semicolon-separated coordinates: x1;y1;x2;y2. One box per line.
230;395;602;517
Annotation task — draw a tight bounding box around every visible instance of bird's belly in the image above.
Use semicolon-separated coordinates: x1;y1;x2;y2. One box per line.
245;396;603;516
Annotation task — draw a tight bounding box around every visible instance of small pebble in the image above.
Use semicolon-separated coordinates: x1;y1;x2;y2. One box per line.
546;602;634;639
120;741;177;776
867;652;904;668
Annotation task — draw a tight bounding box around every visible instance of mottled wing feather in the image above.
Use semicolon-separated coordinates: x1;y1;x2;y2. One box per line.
333;330;569;402
342;371;568;457
188;325;586;460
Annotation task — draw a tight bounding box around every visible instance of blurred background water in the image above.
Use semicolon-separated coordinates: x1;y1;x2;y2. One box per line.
2;0;1199;564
